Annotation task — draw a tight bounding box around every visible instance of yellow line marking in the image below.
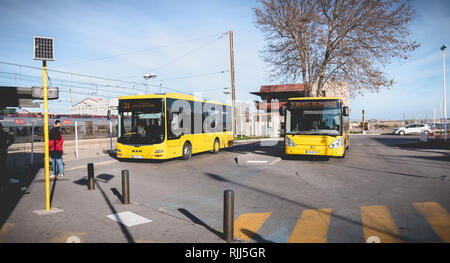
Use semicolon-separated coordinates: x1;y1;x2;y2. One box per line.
287;208;332;243
413;202;450;243
0;223;14;243
360;205;402;243
234;212;272;241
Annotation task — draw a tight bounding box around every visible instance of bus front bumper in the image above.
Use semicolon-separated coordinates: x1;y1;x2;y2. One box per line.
116;144;167;160
285;145;345;157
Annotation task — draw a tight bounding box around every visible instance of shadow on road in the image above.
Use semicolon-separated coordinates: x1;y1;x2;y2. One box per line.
369;136;450;162
178;208;223;240
225;141;284;158
203;172;417;243
0;152;44;229
240;229;274;243
95;179;135;243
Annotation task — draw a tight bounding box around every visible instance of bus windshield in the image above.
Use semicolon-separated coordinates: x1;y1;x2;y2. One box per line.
286;100;342;136
118;99;165;144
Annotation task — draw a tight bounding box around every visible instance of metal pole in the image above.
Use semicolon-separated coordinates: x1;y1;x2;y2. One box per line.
75;121;78;159
87;163;95;190
223;189;234;242
43;60;50;211
228;30;236;138
443;47;447;140
109;119;112;153
30;120;34;167
122;170;130;204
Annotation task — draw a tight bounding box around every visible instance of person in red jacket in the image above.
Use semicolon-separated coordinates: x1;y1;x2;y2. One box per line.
49;120;64;178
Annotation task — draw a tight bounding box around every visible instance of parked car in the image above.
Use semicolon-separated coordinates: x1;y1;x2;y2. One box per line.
393;124;431;135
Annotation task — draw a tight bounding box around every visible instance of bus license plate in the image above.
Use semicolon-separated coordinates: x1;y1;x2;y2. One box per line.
305;151;319;155
132;155;143;159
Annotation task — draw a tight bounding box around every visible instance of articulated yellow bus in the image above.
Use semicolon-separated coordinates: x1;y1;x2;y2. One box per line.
116;93;233;160
283;97;350;158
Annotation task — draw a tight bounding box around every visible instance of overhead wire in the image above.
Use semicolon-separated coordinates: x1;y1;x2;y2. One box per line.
0;30;230;105
52;32;225;69
123;32;228;80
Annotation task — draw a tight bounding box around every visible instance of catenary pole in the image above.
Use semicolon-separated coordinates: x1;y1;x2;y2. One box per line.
228;30;236;137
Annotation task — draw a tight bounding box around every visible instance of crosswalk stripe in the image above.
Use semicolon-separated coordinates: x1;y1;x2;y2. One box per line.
234;212;272;241
413;202;450;243
287;208;332;243
360;205;402;243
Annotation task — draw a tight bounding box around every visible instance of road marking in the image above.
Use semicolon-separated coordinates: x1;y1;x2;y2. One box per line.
270;158;282;165
65;160;118;171
366;236;381;243
234;212;272;241
66;236;81;243
106;211;152;227
0;223;14;243
287;208;332;243
246;160;269;164
360;205;402;243
50;232;87;243
413;202;450;243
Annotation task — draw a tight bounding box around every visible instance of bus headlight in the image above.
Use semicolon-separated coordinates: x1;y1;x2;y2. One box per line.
328;137;342;148
286;137;296;147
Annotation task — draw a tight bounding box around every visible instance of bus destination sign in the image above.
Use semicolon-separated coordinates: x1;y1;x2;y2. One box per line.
289;100;339;110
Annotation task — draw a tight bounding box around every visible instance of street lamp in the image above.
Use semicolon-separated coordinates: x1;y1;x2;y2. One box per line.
441;44;447;140
143;73;157;94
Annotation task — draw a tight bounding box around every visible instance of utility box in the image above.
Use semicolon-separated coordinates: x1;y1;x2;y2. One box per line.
31;86;59;100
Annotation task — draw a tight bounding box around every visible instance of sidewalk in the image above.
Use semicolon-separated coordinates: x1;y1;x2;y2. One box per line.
0;146;229;243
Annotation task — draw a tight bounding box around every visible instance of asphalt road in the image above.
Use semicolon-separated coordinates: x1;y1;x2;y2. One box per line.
97;135;450;243
2;135;449;243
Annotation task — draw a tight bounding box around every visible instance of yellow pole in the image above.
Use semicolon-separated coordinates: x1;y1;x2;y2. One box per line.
43;61;50;211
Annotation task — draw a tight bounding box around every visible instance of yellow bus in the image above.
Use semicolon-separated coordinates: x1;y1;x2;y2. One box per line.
116;93;233;160
282;97;350;158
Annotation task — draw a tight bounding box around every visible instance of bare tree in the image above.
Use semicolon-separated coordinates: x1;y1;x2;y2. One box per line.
253;0;420;97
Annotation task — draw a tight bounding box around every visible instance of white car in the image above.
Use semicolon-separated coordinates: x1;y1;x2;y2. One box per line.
393;124;431;135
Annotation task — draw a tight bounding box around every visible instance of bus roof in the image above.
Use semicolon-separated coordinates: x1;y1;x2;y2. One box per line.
119;93;231;106
288;97;342;101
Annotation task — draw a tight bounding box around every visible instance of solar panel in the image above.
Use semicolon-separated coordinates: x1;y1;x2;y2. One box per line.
33;36;54;61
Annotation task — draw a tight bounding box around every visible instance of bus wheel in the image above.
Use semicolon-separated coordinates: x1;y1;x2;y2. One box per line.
212;138;220;154
182;142;192;160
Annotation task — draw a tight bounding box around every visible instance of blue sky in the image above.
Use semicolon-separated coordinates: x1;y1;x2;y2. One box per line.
0;0;449;121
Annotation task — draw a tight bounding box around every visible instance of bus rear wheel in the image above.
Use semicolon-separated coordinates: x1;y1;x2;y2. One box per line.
182;142;192;160
212;138;220;154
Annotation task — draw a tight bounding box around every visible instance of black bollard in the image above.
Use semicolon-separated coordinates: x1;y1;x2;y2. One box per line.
87;163;95;190
122;170;130;204
223;190;234;242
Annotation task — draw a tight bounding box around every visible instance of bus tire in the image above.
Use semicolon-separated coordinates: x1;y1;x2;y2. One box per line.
182;142;192;160
212;138;220;154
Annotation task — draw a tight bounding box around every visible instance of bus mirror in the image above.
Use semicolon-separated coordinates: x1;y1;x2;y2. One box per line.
107;109;111;120
343;106;349;116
